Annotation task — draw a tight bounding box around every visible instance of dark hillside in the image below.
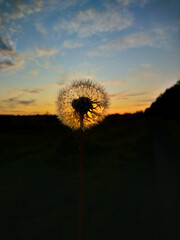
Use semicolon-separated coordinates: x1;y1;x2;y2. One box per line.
0;82;180;239
145;80;180;119
0;114;180;239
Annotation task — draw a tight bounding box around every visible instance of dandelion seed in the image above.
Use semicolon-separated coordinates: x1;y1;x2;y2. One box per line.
56;79;109;240
56;79;109;130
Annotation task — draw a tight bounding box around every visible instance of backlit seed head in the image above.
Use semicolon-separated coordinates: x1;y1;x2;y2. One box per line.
72;97;94;116
56;80;109;130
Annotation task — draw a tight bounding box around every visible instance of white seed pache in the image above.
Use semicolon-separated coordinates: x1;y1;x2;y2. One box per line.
57;80;109;130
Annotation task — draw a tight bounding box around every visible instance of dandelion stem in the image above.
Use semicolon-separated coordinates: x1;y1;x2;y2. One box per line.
78;118;85;240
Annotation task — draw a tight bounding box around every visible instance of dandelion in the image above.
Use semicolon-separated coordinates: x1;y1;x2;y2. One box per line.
56;79;109;240
57;79;109;130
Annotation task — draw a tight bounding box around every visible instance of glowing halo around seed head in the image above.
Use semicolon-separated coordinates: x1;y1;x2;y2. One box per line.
56;79;109;130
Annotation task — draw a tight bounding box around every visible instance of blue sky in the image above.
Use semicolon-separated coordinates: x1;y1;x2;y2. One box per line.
0;0;180;115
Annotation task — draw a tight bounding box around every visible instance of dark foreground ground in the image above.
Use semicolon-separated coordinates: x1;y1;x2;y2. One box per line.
0;115;180;240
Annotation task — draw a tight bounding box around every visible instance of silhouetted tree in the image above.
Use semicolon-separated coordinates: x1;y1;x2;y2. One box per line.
145;80;180;119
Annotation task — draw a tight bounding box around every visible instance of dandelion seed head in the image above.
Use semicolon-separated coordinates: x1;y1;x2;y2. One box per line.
72;97;94;116
57;79;109;130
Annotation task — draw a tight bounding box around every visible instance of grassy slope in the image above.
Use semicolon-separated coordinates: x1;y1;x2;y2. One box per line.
0;115;179;240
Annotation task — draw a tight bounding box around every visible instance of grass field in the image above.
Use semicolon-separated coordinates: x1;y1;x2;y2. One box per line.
0;115;179;240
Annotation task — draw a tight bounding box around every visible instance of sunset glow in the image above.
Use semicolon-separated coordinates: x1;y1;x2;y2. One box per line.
0;0;180;115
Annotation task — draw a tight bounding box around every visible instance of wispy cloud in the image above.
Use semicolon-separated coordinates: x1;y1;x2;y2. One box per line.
3;96;36;106
22;87;44;93
22;47;59;72
30;69;39;75
2;11;24;21
18;99;36;105
0;55;24;71
100;32;154;50
99;27;169;51
62;40;84;48
1;0;83;26
141;63;151;68
35;23;46;35
109;90;129;99
110;90;149;100
99;80;125;86
0;36;24;71
35;47;58;57
126;91;149;97
0;36;14;52
54;5;133;37
116;0;148;7
133;98;155;107
56;82;68;88
87;51;99;57
59;72;93;82
140;71;153;78
4;88;45;98
1;89;39;111
55;65;64;75
1;0;44;23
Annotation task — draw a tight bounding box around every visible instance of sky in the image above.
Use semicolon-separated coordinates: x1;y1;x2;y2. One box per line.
0;0;180;115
